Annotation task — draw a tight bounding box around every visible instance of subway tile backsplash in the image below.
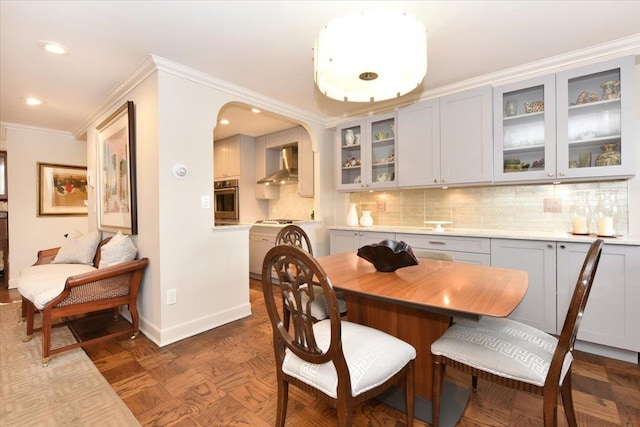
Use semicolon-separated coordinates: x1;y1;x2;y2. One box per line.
350;181;629;235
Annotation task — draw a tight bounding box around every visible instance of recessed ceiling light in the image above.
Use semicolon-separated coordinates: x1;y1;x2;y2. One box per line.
24;97;44;106
37;41;69;55
251;108;261;114
219;119;230;125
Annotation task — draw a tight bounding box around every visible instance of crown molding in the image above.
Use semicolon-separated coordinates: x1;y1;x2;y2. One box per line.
1;121;74;138
150;55;326;126
72;54;326;139
324;34;640;130
71;57;158;139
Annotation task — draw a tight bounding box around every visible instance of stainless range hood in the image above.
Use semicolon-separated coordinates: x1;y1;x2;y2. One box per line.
257;146;298;185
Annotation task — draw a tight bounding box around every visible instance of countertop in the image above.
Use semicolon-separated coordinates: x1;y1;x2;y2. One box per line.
328;225;640;246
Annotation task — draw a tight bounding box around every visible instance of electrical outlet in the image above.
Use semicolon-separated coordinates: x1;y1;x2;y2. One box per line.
543;198;562;213
167;289;177;305
376;200;386;212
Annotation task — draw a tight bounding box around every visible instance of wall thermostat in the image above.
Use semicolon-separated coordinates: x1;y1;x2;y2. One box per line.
173;163;188;178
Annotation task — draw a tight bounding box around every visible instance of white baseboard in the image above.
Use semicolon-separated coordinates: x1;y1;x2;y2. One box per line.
575;340;638;364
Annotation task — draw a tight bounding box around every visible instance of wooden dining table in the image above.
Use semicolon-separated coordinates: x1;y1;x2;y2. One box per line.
316;252;528;425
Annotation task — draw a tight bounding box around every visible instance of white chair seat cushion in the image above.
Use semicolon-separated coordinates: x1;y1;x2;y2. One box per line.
282;320;416;398
17;264;98;309
431;317;573;387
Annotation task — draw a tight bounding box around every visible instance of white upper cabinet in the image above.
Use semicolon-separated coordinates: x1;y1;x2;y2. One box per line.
397;99;440;187
214;135;241;180
494;75;557;182
557;56;635;180
397;86;493;188
439;86;493;186
494;56;635;182
337;113;397;191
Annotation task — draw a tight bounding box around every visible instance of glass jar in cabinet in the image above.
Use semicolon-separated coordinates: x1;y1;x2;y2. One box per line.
493;74;556;182
556;56;635;179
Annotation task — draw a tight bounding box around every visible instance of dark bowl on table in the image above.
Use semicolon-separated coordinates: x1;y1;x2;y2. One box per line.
357;240;419;272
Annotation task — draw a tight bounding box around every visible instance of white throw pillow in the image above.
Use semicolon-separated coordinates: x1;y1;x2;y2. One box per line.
52;230;102;265
99;231;138;268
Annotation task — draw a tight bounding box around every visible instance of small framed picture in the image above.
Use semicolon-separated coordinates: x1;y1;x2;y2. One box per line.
37;163;88;216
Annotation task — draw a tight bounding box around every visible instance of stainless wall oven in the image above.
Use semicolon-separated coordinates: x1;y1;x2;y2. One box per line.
214;179;239;223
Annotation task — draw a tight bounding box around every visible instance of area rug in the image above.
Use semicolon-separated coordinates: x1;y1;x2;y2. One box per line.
0;300;140;426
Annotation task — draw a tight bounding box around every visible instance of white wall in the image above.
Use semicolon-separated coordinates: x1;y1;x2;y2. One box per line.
3;125;88;287
75;60;328;346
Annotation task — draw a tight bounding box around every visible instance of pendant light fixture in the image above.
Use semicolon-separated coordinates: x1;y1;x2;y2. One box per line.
314;8;427;103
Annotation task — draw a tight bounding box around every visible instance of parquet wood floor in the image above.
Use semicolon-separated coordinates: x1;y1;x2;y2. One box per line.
4;279;639;426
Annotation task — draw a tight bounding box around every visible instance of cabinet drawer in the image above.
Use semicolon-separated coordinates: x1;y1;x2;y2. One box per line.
397;233;490;254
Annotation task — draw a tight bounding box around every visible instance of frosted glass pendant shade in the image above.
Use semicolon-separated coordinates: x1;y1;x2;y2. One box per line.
314;8;427;102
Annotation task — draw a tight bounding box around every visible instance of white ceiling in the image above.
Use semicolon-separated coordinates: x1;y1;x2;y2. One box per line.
2;1;640;141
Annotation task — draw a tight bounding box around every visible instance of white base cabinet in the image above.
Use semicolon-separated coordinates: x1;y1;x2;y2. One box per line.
491;239;557;334
329;230;396;255
557;242;640;353
249;232;276;277
398;234;491;265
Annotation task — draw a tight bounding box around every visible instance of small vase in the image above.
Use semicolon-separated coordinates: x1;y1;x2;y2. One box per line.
360;211;373;227
595;143;621;167
505;100;517;117
344;129;355;146
346;203;359;227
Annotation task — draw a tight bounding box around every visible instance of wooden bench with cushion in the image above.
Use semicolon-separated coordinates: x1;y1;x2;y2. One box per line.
17;231;149;366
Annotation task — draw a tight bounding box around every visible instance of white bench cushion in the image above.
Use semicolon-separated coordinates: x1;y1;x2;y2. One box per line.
282;320;416;398
18;264;97;309
431;316;573;387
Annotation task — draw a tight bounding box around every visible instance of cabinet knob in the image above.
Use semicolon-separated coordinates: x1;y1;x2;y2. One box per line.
560;244;566;249
547;172;554;177
441;178;446;183
558;172;565;177
547;243;553;249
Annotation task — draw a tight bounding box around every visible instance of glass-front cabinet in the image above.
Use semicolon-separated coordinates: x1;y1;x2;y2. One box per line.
557;56;635;179
494;75;556;182
494;56;635;182
337;112;397;191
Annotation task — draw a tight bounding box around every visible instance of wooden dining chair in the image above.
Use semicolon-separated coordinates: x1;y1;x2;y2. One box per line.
262;244;416;426
275;225;347;327
430;238;603;427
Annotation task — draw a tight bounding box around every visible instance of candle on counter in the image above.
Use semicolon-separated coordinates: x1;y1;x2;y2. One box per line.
572;215;588;234
597;216;614;236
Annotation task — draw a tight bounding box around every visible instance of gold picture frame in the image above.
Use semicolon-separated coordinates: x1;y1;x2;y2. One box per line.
37;162;88;216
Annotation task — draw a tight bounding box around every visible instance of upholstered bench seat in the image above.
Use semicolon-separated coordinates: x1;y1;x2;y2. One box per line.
431;316;573;387
282;319;417;398
18;264;97;310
